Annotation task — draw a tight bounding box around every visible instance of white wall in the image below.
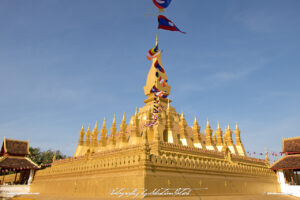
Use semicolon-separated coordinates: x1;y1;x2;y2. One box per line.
278;171;300;198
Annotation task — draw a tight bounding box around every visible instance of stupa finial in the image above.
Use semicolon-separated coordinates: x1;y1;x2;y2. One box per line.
143;37;171;103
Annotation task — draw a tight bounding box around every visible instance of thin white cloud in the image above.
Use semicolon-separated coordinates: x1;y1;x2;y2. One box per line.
175;58;266;95
210;63;262;82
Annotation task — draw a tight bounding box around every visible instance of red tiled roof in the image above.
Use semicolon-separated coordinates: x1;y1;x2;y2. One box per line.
282;137;300;153
0;138;29;156
0;156;38;169
271;154;300;170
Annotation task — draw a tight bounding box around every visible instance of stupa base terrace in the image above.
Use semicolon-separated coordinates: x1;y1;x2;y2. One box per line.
31;140;279;198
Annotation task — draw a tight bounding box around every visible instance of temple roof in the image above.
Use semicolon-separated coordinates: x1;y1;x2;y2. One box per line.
270;154;300;170
282;137;300;153
0;138;30;156
0;156;39;170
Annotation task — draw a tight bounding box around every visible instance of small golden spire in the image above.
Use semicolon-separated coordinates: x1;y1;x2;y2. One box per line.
235;122;241;145
235;122;239;130
113;114;116;124
206;118;210;128
84;124;91;146
80;124;85;136
122;112;126;122
102;118;106;129
180;112;184;120
226;123;234;145
167;99;170;109
193;115;200;129
205;118;213;146
94;121;98;130
216;121;223;146
110;114;117;144
135;107;138;115
213;133;217;144
120;112;127;133
91;121;99;148
99;118;107;147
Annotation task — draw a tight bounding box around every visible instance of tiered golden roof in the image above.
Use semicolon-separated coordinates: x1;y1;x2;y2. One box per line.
73;48;247;158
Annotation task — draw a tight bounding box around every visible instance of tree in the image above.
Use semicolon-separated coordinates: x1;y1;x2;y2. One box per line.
28;147;67;166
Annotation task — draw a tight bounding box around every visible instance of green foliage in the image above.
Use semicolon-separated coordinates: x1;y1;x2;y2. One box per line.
28;147;67;165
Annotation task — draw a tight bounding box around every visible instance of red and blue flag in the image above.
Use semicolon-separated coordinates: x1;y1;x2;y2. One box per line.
158;15;186;34
152;0;172;10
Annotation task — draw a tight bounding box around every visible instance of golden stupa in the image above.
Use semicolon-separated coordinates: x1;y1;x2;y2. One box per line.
31;41;280;199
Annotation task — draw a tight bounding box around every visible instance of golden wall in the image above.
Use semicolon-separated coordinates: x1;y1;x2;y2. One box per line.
31;142;280;198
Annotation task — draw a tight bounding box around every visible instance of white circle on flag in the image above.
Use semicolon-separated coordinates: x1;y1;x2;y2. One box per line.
168;22;174;27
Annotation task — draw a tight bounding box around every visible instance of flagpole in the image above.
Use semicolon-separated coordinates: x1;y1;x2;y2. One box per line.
156;9;163;45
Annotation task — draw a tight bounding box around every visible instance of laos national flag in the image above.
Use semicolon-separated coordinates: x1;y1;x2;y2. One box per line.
152;0;172;9
158;15;186;34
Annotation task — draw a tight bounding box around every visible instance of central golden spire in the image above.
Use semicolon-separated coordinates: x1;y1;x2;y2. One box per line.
143;37;171;104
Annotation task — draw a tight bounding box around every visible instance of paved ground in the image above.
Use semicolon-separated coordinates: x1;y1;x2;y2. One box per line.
7;194;300;200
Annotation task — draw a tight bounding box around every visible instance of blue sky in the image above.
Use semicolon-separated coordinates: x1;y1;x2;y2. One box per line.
0;0;300;159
